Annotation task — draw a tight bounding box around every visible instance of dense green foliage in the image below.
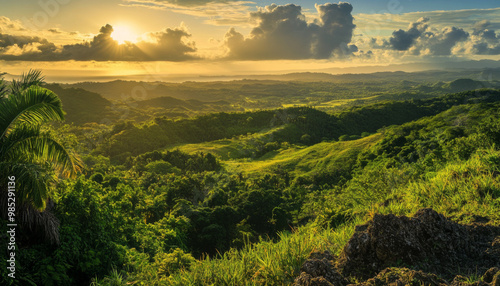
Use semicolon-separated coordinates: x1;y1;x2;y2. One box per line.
2;73;500;285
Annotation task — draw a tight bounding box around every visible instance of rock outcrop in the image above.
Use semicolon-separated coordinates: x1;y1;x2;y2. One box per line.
293;209;500;286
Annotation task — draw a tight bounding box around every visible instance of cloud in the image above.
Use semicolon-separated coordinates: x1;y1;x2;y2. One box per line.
387;17;468;56
355;8;500;36
48;28;62;34
467;20;500;55
223;3;356;60
0;33;58;59
121;0;254;26
473;20;492;33
389;17;428;51
0;24;198;61
427;26;469;55
359;14;500;59
136;27;197;60
0;16;26;33
470;42;500;55
125;0;239;7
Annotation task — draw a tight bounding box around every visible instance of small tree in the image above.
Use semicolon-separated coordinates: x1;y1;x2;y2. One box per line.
300;134;311;144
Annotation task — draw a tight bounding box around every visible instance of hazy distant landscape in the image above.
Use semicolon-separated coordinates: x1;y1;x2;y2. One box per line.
37;68;500;126
2;0;500;285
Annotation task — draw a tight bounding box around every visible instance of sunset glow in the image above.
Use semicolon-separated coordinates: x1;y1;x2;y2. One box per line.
111;25;138;44
0;0;499;81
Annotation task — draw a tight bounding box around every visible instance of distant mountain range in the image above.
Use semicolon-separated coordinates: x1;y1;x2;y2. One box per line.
240;67;500;83
59;67;500;102
4;59;500;83
3;66;497;126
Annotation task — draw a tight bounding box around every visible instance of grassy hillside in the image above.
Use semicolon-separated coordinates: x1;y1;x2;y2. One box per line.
222;134;382;176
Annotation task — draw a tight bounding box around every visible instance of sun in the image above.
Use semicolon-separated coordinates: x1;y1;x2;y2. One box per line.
111;25;138;45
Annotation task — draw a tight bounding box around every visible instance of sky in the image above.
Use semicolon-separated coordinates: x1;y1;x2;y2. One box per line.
1;0;500;82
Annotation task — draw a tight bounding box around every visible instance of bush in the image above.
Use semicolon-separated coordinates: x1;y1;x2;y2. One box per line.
339;135;350;141
145;160;181;174
157;249;196;277
300;134;311;144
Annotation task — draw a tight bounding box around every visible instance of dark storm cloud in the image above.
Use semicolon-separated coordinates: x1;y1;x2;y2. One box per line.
387;17;468;55
223;3;356;60
379;18;500;56
314;3;357;58
0;24;198;61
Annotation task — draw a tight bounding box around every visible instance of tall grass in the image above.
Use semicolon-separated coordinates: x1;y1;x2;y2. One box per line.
165;221;358;286
383;148;500;223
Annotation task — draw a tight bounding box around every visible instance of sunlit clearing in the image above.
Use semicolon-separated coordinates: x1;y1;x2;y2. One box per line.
111;25;138;45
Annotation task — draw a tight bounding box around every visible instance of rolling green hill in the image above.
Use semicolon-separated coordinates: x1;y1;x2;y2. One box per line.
43;83;112;125
95;89;500;163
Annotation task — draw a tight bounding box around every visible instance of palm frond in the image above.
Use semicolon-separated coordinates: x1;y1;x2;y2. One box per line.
2;127;83;178
0;74;8;100
10;69;45;95
0;162;57;210
0;86;64;139
0;123;41;160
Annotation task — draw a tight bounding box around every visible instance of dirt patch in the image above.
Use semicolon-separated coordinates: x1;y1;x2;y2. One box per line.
293;209;500;286
356;268;447;286
293;251;347;286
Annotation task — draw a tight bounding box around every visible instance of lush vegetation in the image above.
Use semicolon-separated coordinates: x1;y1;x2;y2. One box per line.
1;70;500;285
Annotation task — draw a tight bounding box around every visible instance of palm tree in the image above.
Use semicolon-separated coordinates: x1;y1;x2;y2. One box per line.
0;70;83;244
